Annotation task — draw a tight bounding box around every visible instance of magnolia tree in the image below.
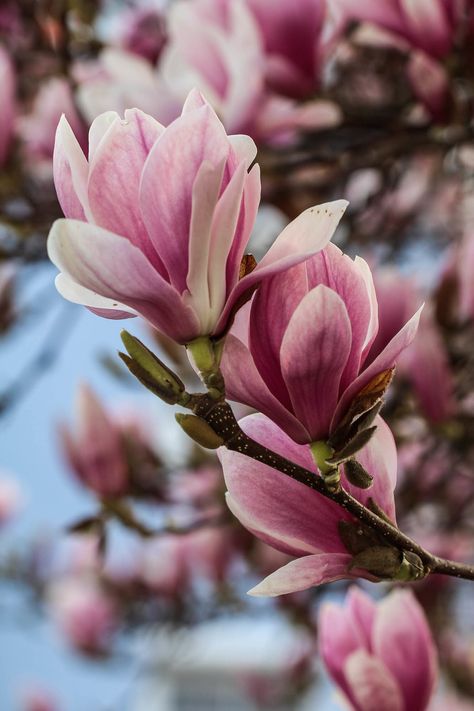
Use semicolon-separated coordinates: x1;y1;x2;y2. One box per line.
1;1;474;710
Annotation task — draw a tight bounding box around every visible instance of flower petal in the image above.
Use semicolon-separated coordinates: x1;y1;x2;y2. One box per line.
280;285;352;440
344;650;404;711
55;273;137;320
47;219;200;343
215;200;348;334
87;109;166;270
53;115;89;220
221;334;310;443
372;590;437;711
333;306;422;429
248;553;353;596
219;440;350;557
139;103;230;292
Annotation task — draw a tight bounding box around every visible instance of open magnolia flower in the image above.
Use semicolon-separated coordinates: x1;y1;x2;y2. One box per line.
319;587;437;711
218;412;397;596
47;89;347;344
222;242;422;444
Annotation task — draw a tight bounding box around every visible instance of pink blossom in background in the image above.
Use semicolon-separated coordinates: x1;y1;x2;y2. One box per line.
0;45;15;167
17;77;86;181
335;0;463;59
319;587;438;711
58;384;128;497
48;577;118;655
222;242;421;444
74;48;181;126
455;229;474;322
0;471;22;526
107;0;168;64
48;90;347;343
139;536;190;595
244;0;331;99
20;686;59;711
219;413;397;595
370;268;454;423
161;0;265;134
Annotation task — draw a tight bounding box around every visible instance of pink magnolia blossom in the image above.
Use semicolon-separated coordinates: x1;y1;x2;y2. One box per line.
48;90;347;343
335;0;462;59
17;77;86;181
160;0;265;134
218;412;397;595
20;686;59;711
245;0;337;99
139;535;191;595
59;384;128;497
319;587;438;711
48;576;117;655
454;229;474;323
74;48;180;126
106;0;168;64
0;45;15;167
0;472;22;526
222;242;421;444
161;1;340;140
370;269;454;423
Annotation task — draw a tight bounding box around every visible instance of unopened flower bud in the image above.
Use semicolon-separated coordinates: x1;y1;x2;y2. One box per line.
344;459;373;489
120;330;186;405
175;414;224;449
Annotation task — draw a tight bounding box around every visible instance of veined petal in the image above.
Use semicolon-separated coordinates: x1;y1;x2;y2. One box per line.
207;159;248;320
346;587;377;651
53;115;89;221
221;334;310;443
280;285;352;440
355;255;379;365
87;109;166;270
185;158;226;328
140;102;230;292
305;244;373;390
48;219;200;343
249;262;308;411
333;306;422;430
238;413;314;471
344;650;404;711
55;273;137;320
248;553;353;596
216;200;348;334
219;443;350;557
224;163;261;292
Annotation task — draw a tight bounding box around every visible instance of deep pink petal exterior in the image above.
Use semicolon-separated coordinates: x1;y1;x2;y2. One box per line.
219;413;397;594
372;590;438;711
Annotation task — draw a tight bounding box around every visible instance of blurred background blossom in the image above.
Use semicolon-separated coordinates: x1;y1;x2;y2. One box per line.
1;1;474;709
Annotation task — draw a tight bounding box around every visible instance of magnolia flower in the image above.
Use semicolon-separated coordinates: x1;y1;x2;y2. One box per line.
74;48;180;126
245;0;336;99
0;45;15;167
218;412;397;595
48;90;347;344
105;0;168;64
59;384;128;497
335;0;462;59
20;686;59;711
161;0;265;134
17;77;86;181
0;472;22;527
222;242;421;444
48;576;117;655
319;587;437;711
